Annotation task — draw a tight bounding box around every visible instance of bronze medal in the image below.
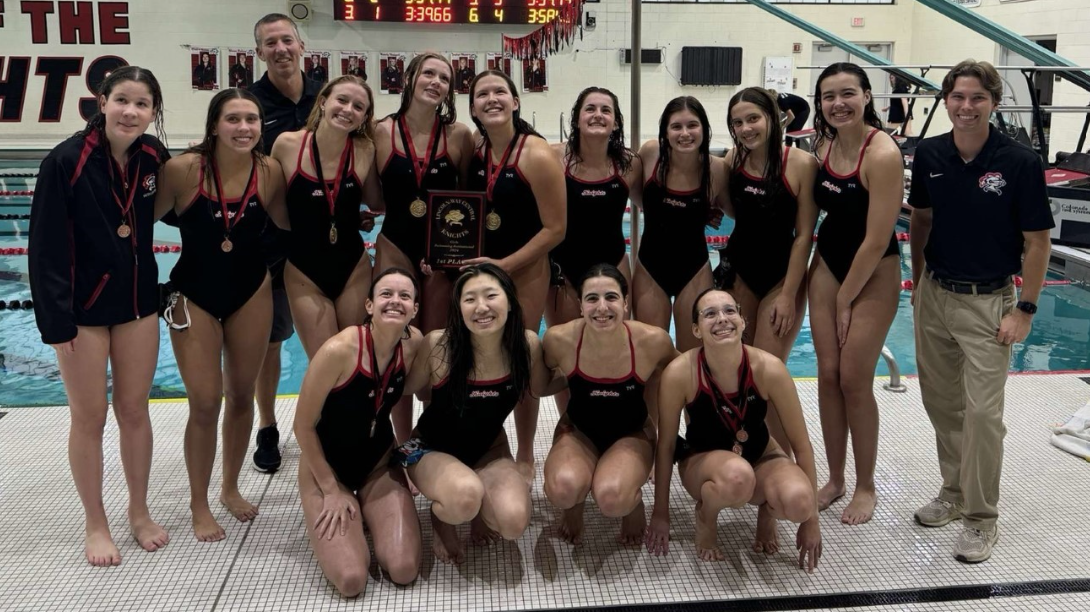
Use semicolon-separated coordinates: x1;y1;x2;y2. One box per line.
735;428;749;443
410;198;427;218
329;224;338;245
486;211;501;231
732;442;743;456
221;239;233;253
116;223;131;239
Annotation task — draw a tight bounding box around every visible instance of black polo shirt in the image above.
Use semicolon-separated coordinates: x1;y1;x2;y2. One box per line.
908;125;1053;281
249;71;322;154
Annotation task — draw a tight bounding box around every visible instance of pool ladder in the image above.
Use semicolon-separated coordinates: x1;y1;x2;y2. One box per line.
881;346;907;393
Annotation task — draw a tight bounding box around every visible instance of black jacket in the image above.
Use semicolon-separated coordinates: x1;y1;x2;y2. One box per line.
29;130;168;344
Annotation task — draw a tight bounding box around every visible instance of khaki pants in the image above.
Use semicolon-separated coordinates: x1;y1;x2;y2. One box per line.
914;274;1015;531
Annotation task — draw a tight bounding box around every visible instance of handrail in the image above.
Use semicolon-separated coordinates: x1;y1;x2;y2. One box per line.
881;346;907;393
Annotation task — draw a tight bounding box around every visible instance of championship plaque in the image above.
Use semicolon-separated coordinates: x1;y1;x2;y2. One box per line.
426;191;486;269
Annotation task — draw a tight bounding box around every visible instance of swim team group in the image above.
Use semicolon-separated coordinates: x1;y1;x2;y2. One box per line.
26;10;1053;598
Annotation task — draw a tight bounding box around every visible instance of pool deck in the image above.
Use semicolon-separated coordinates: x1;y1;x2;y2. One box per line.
1;374;1089;612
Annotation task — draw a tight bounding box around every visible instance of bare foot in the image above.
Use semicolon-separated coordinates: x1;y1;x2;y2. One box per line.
85;529;122;567
618;500;646;546
192;506;226;542
220;490;259;522
752;503;779;554
431;509;465;564
694;501;724;562
129;511;170;552
470;513;502;546
558;502;585;545
817;481;846;512
841;488;877;525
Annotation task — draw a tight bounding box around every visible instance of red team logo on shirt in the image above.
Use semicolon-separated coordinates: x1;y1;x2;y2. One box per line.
979;172;1006;196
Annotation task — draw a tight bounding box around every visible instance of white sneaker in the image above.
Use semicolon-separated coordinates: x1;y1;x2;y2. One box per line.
954;526;998;563
914;498;962;527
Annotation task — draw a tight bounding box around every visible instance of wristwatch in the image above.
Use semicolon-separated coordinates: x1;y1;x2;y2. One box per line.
1016;300;1038;316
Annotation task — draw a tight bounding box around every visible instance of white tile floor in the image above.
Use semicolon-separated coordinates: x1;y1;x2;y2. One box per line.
1;375;1088;612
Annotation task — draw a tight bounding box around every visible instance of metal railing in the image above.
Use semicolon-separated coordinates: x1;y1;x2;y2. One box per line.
881;345;906;393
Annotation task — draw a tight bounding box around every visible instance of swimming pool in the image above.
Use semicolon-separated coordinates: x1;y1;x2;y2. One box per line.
2;167;1089;407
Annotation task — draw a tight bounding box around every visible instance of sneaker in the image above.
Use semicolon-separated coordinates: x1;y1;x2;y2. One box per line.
914;498;962;527
253;424;281;473
954;526;999;563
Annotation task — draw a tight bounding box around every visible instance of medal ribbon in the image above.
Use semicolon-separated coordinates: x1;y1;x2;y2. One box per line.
209;156;258;240
699;349;749;434
367;324;401;419
397;114;442;195
310;131;353;221
107;155;141;234
485;135;518;202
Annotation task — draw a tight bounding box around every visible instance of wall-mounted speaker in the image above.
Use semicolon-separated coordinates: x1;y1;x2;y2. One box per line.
620;49;664;65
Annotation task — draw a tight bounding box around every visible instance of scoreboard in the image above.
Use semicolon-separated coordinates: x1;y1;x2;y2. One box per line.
333;0;571;24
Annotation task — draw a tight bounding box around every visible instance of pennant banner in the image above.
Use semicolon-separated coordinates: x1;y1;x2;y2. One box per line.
502;0;584;60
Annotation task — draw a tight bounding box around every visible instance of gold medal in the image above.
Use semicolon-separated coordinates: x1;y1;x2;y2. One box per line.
486;211;501;231
117;223;131;238
329;224;338;245
735;428;749;443
221;239;233;253
409;198;427;218
732;442;743;456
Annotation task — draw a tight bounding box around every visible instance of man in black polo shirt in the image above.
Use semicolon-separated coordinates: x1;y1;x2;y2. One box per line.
248;13;323;473
908;59;1053;564
776;91;810;147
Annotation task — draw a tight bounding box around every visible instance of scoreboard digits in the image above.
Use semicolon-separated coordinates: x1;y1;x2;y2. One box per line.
334;0;571;24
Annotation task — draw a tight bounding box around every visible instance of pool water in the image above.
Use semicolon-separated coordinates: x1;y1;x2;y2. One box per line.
2;181;1089;406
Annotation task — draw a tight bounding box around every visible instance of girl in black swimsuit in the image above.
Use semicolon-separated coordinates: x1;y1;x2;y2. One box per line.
634;97;728;353
722;87;819;455
542;264;677;545
373;53;474;446
293;268;425;598
154;89;289;542
808;63;903;527
647;288;822;571
270;75;381;360
546;87;643;327
398;264;552;564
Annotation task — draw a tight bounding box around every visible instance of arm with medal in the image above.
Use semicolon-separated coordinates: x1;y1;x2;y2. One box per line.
460;136;566;273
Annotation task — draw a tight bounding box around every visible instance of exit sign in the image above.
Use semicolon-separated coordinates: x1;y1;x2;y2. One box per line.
851;17;865;27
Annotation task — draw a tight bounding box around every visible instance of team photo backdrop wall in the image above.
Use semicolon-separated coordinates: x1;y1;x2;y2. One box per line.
1;0;1088;156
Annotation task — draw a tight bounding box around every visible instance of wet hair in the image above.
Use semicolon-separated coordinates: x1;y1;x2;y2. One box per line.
578;263;629;299
253;13;301;47
441;263;531;408
184;88;267;191
812;62;884;151
691;287;740;324
468;69;544;150
304;75;375;139
364;267;420;333
658;96;713;206
392;52;457;126
565;87;633;174
76;66;169;152
941;59;1003;105
727;87;785;198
